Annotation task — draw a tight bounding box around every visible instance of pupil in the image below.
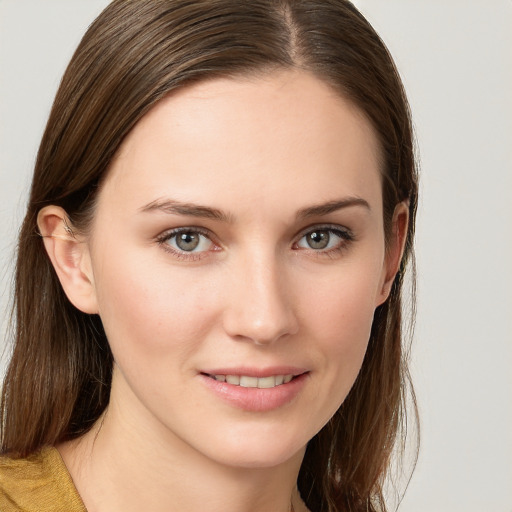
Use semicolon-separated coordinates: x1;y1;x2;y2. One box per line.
176;232;200;251
308;231;329;249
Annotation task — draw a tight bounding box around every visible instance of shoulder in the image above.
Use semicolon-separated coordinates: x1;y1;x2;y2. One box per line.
0;446;86;512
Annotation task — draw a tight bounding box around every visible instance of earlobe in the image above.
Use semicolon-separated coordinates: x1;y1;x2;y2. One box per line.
37;205;99;314
376;201;409;306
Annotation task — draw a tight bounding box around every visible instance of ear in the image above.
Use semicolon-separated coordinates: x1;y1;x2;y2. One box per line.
37;205;99;314
376;201;409;306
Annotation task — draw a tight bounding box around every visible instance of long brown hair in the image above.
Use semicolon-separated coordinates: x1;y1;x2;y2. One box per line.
1;1;418;510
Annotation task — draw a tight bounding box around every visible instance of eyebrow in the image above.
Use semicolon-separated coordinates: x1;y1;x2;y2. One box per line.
139;198;233;222
296;197;371;219
139;196;370;222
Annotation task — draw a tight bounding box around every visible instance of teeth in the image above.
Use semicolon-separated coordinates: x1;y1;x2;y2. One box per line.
225;375;240;385
257;376;276;389
214;374;294;388
240;376;258;388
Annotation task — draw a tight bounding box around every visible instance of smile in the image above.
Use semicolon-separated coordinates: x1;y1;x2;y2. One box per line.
208;374;294;388
200;370;308;411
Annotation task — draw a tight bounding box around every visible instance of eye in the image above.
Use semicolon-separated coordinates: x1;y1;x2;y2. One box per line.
295;226;353;252
158;228;215;254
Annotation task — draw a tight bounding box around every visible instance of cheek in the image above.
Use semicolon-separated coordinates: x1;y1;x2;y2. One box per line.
92;249;220;362
301;259;383;406
304;259;382;344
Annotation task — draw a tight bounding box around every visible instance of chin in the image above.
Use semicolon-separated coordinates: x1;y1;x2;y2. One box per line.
195;424;309;470
215;444;305;470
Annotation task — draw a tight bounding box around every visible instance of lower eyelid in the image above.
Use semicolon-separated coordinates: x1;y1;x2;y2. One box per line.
156;228;217;254
295;227;353;244
156;226;353;258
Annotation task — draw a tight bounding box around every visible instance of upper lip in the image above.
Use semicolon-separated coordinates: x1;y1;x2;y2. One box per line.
200;366;308;378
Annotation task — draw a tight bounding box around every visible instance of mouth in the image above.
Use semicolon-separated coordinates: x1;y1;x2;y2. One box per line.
203;373;295;389
199;369;309;411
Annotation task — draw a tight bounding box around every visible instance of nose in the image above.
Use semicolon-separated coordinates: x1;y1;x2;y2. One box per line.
222;253;299;345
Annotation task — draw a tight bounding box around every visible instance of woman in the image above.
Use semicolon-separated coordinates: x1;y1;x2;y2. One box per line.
0;1;418;511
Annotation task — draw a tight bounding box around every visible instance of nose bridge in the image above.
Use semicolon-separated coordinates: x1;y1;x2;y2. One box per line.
223;247;298;345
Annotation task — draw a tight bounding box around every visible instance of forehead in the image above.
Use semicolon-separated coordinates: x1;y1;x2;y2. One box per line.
100;69;382;217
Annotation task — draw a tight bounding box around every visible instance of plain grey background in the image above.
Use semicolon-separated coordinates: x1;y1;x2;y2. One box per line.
1;1;511;511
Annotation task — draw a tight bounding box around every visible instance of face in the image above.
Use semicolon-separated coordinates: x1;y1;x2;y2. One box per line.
82;70;393;468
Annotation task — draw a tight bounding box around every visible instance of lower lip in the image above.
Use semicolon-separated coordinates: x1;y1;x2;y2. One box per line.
199;373;309;412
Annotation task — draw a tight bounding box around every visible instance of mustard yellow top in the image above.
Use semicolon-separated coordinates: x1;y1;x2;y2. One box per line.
0;447;311;512
0;446;86;512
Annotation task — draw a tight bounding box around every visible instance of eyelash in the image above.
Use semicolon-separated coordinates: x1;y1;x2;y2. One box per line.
156;224;354;261
293;224;355;258
156;227;218;261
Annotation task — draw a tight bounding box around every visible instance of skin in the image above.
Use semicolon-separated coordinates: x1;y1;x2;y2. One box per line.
39;69;407;512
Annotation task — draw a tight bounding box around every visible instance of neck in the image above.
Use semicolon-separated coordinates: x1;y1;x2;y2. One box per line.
58;380;306;512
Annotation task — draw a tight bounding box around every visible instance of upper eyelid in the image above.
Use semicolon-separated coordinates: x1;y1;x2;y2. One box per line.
157;226;215;240
155;223;353;247
156;227;217;259
295;223;353;240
